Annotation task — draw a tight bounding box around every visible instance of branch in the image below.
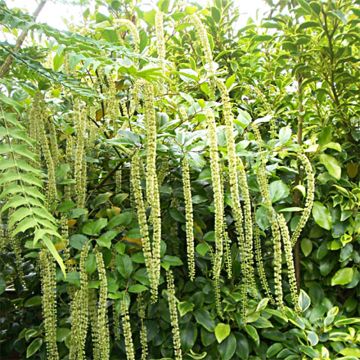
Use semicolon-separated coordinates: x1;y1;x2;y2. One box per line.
0;1;47;78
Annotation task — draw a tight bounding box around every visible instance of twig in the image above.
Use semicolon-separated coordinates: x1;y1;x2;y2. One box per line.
0;1;47;78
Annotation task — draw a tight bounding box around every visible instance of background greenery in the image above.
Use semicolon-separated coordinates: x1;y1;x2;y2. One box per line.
0;0;359;359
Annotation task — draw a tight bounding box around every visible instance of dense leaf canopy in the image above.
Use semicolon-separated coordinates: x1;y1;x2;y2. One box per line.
0;0;359;359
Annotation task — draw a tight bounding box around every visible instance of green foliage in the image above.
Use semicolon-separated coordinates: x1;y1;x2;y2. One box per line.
0;107;65;274
0;0;359;359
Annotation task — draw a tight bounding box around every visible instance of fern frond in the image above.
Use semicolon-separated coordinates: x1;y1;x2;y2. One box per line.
0;104;65;274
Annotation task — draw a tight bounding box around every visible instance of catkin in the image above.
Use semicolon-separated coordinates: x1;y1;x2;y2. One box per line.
237;158;256;292
131;152;159;301
113;304;120;342
46;117;60;167
214;276;223;318
120;299;135;360
39;250;59;360
129;80;141;117
143;81;157;206
278;214;299;309
34;95;57;203
206;108;224;281
137;295;148;360
291;153;315;246
115;19;140;53
155;10;166;73
88;289;100;360
95;249;110;360
254;225;275;304
272;216;283;308
115;169;122;193
223;227;232;279
253;123;283;308
150;174;162;299
74;100;87;208
182;157;195;281
166;270;182;360
60;216;70;269
216;79;248;309
65;134;74;201
143;80;162;301
190;15;215;79
28;97;41;159
69;244;89;360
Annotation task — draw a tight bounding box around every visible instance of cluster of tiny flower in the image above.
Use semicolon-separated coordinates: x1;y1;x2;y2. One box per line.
39;250;59;360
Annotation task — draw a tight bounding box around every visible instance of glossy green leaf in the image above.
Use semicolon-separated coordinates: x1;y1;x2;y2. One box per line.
269;180;290;203
298;289;311;312
128;284;148;293
194;309;215;332
266;343;283;358
319;154;341;180
116;254;133;279
26;338;43;358
218;333;236;360
214;323;231;343
244;324;259;346
178;301;195;317
301;238;313;257
97;230;118;248
312;201;332;230
82;218;108;236
331;268;354;286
